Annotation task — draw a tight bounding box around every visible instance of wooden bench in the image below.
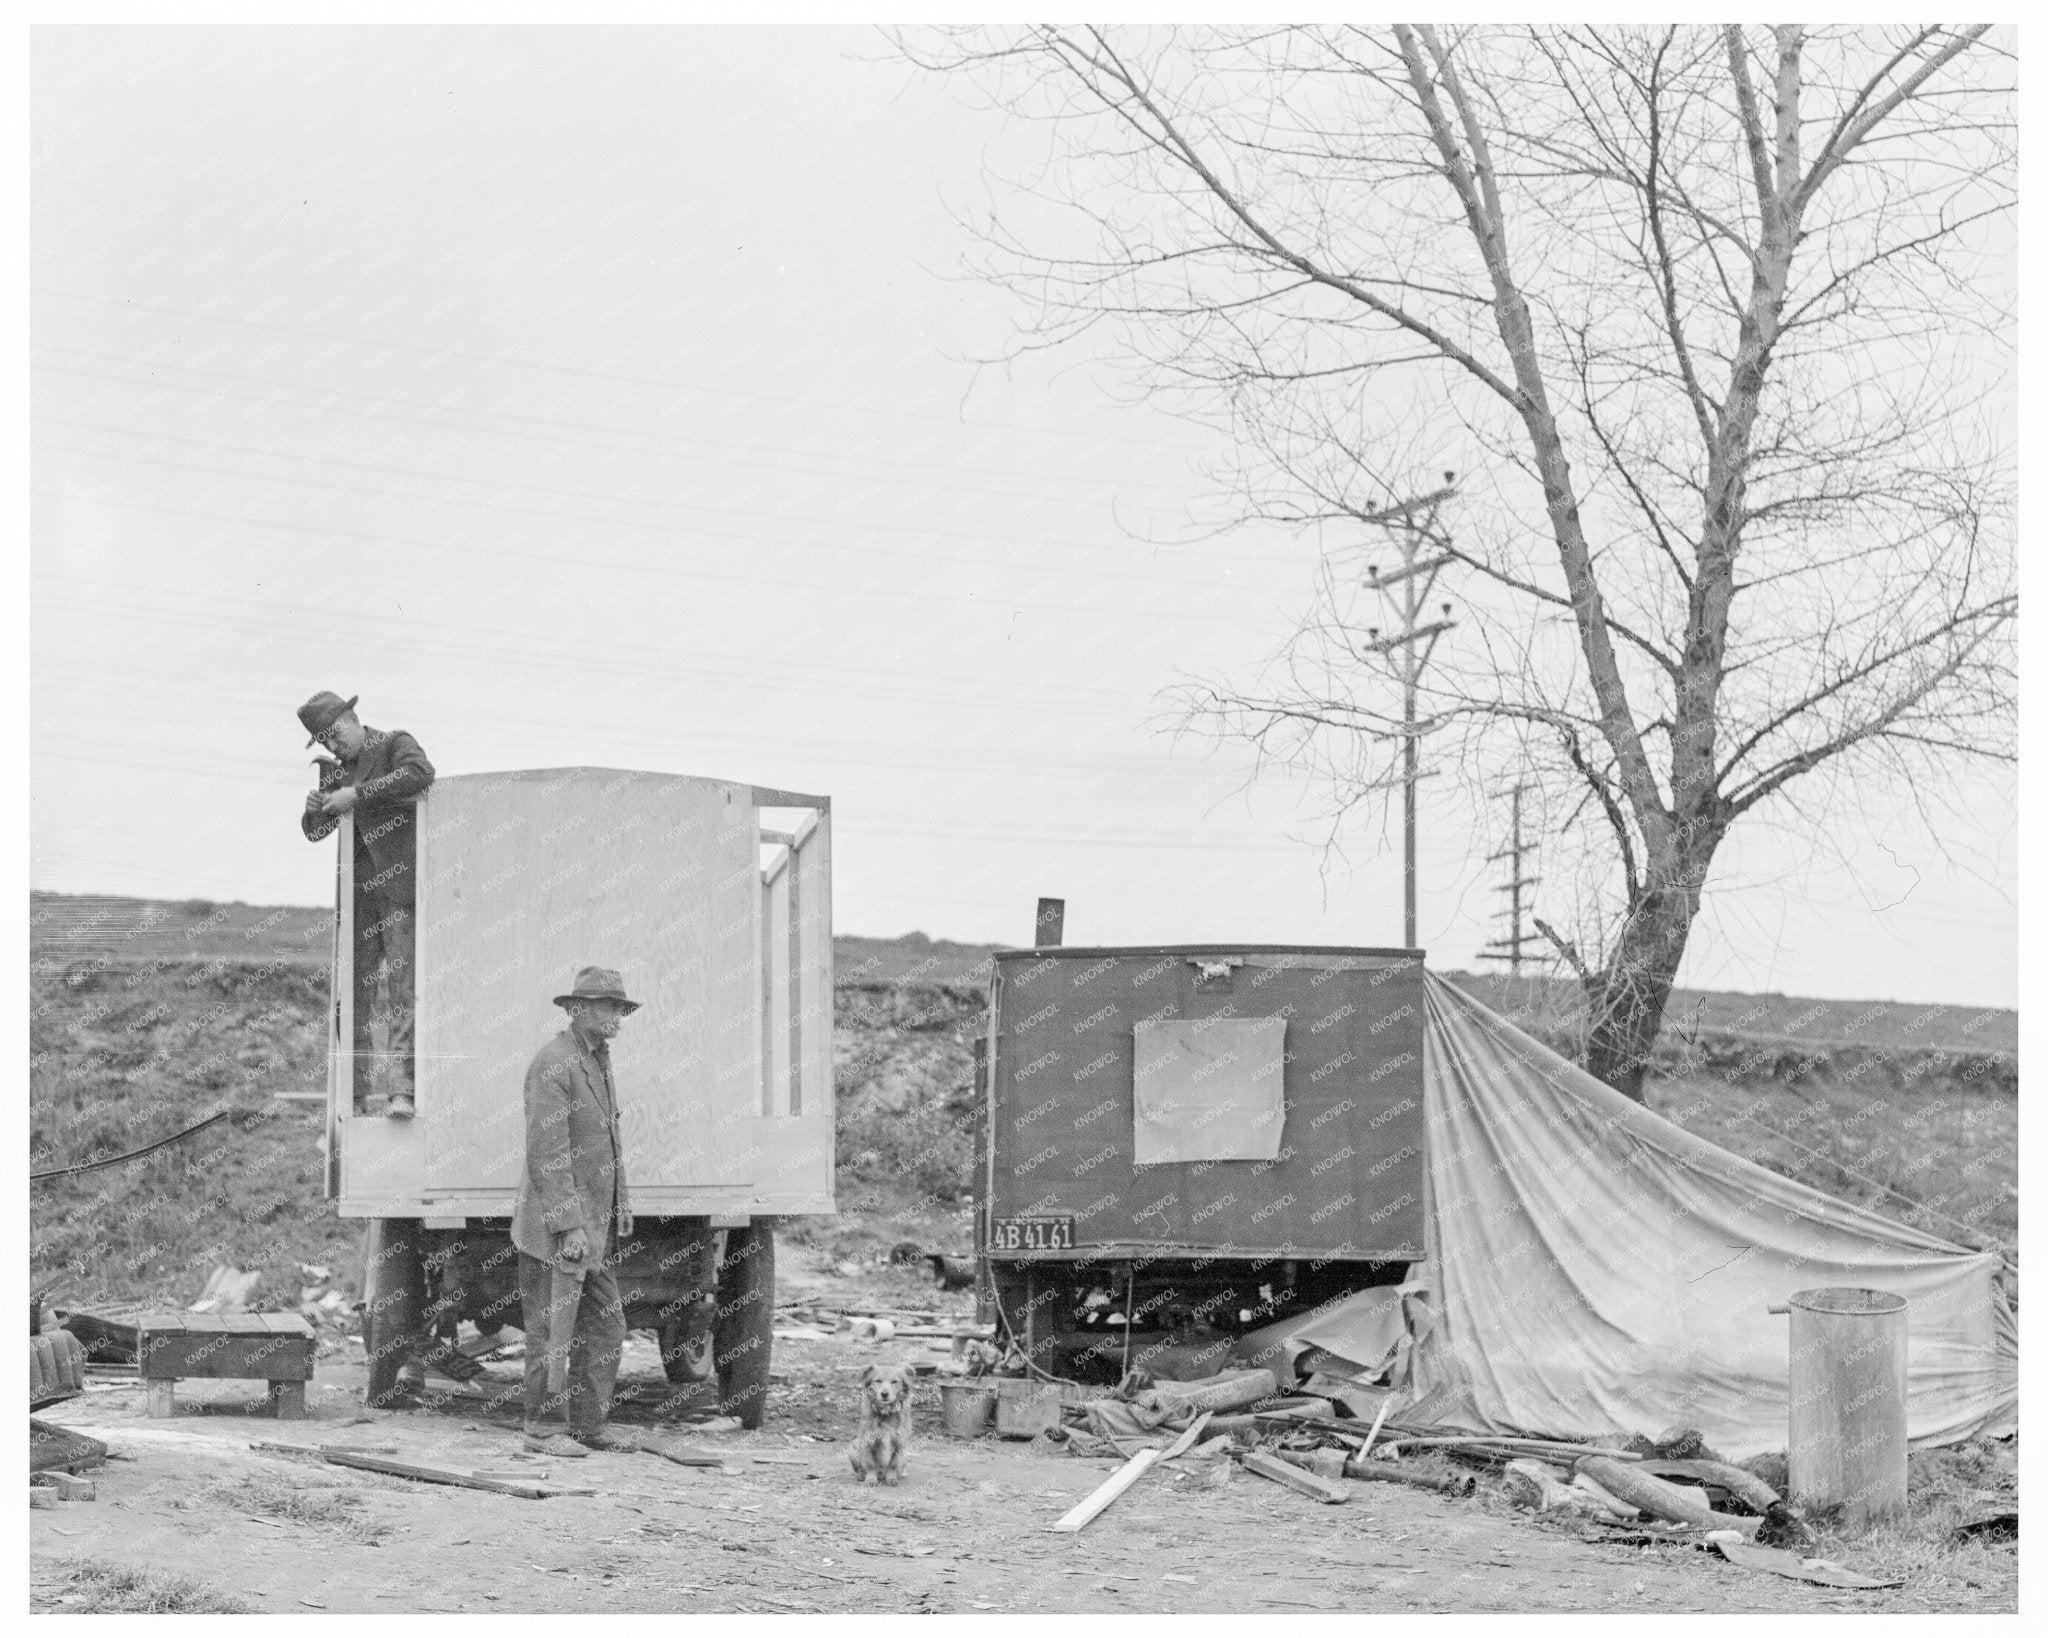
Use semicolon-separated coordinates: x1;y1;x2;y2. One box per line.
136;1313;316;1419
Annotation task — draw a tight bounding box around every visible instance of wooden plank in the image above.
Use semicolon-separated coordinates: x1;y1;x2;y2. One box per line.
1050;1446;1160;1532
338;809;357;1112
749;786;830;811
763;856;792;1116
322;1448;584;1499
1157;1410;1214;1462
796;810;833;1131
29;1420;109;1475
139;1329;315;1382
1381;1434;1640;1461
1241;1449;1350;1504
325;852;343;1198
1359;1398;1393;1458
787;818;803;1115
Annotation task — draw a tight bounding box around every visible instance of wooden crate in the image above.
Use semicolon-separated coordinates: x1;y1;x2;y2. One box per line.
136;1313;316;1419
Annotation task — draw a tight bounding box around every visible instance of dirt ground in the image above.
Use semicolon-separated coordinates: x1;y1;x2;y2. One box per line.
30;1247;2018;1616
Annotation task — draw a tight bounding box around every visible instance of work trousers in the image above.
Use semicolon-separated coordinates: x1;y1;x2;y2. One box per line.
352;890;415;1101
518;1230;628;1435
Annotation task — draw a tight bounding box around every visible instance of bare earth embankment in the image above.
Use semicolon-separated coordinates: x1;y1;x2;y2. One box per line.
28;892;2016;1613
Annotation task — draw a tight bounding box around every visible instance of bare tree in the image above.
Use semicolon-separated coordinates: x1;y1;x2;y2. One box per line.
906;24;2016;1100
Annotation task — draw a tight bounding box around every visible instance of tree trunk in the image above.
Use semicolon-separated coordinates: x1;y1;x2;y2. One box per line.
1581;831;1719;1102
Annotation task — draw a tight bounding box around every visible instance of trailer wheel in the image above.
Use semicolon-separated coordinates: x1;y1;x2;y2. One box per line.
362;1219;425;1408
714;1219;775;1429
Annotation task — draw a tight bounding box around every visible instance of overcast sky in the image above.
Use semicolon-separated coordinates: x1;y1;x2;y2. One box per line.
30;25;2017;1007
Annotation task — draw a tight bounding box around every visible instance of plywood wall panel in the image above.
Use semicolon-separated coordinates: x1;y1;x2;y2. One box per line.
413;769;759;1195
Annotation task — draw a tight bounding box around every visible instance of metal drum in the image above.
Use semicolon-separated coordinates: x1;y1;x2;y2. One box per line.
1774;1286;1908;1529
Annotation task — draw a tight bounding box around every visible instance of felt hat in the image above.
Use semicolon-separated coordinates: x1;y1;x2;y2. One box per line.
298;690;359;747
553;966;641;1012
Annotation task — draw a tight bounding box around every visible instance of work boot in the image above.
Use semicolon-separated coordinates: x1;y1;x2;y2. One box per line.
523;1431;589;1458
572;1427;641;1453
386;1092;415;1119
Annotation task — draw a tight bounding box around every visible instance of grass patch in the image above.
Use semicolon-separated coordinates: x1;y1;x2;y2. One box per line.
43;1557;251;1614
207;1472;391;1543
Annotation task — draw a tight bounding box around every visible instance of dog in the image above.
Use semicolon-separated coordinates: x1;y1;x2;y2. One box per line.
849;1363;913;1486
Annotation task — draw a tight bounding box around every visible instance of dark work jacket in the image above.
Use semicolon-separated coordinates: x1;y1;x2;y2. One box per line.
510;1027;633;1263
300;726;436;906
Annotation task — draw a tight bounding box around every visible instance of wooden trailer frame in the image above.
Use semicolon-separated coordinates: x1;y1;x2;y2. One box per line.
318;767;834;1420
325;770;835;1223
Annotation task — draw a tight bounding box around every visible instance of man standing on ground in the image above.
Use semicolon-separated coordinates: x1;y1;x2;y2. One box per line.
512;966;639;1456
297;691;435;1118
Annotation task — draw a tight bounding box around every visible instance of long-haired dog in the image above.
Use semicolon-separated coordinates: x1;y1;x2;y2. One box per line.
849;1364;912;1486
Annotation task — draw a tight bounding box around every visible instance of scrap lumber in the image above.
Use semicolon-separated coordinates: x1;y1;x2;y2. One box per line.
1574;1455;1759;1537
1157;1410;1215;1462
1637;1457;1783;1514
1380;1433;1641;1460
1359;1398;1394;1458
1051;1447;1161;1532
1503;1459;1632;1521
249;1440;399;1459
1571;1470;1640;1517
322;1449;594;1499
1713;1540;1901;1589
1153;1368;1278;1416
654;1445;728;1469
46;1472;97;1501
1340;1458;1476;1497
1240;1449;1348;1504
1255;1397;1337;1421
29;1419;108;1476
57;1310;141;1365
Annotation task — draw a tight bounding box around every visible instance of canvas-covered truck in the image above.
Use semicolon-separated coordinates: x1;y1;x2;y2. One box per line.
976;943;1427;1381
320;767;834;1422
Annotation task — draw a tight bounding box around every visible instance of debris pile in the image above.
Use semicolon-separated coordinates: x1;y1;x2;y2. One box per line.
939;1361;1923;1593
291;1264;362;1356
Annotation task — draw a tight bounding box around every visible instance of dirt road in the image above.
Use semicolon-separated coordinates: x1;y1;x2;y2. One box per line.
30;1253;2015;1615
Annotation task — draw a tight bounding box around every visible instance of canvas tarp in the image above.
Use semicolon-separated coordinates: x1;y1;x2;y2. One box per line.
1399;973;2016;1458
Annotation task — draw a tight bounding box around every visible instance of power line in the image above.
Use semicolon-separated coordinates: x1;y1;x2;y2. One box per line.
37;419;1292;597
30;490;1300;634
35;286;1221;457
34;342;1229;512
31;583;1182;724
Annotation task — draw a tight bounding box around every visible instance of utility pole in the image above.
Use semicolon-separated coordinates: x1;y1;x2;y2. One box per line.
1359;475;1458;950
1479;783;1541;976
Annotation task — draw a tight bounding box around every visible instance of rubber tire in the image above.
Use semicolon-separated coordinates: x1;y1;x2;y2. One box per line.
658;1316;716;1385
714;1219;775;1429
363;1218;426;1409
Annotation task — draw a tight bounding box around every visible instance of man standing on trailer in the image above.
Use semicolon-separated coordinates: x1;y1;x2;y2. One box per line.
511;966;639;1457
297;690;436;1118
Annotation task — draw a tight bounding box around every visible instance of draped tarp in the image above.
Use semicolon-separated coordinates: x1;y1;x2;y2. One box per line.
1404;973;2016;1459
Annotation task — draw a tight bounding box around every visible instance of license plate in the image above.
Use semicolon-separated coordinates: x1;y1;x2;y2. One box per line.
988;1215;1074;1253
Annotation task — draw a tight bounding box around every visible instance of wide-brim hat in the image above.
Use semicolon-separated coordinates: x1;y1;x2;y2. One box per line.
553;965;641;1012
299;690;359;747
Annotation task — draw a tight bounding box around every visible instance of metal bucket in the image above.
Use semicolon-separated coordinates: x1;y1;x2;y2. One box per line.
1772;1286;1908;1529
939;1381;998;1439
994;1377;1063;1439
